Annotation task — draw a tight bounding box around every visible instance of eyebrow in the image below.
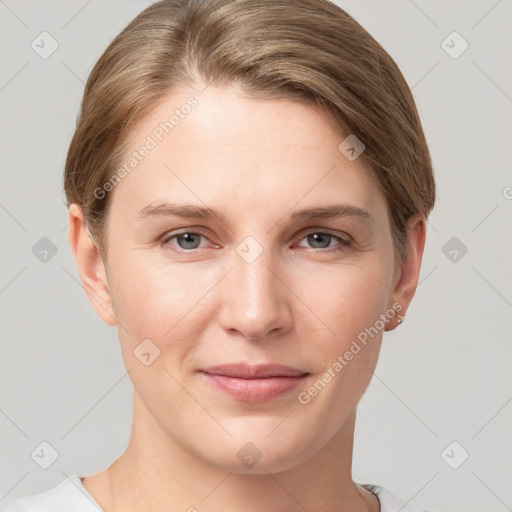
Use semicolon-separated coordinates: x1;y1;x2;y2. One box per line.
138;201;374;225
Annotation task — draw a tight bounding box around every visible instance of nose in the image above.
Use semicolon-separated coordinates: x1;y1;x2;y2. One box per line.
217;244;293;341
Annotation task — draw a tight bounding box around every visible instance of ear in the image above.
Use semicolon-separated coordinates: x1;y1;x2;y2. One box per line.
67;203;117;326
385;213;427;331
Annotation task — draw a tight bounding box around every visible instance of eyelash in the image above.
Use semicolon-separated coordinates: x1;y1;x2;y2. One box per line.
160;229;352;253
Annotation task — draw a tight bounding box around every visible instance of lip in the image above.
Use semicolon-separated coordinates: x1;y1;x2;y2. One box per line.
200;364;309;402
202;363;307;378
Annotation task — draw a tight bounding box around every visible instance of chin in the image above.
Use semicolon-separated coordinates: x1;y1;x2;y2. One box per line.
194;431;314;475
211;451;306;475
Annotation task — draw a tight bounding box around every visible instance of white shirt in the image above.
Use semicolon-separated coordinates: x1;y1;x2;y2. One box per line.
0;474;438;511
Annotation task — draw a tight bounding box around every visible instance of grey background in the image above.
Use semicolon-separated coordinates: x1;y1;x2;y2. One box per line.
1;1;511;511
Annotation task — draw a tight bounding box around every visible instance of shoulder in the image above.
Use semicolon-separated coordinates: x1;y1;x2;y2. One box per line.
0;475;102;512
361;483;441;512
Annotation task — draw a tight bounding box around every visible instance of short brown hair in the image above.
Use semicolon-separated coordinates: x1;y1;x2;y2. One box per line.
64;0;435;264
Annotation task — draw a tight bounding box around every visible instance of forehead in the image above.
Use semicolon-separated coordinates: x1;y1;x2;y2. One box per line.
109;85;386;222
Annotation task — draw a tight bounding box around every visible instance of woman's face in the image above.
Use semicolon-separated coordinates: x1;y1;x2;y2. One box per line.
90;84;407;473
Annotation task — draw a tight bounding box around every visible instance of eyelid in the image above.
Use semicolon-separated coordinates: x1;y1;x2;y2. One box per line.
294;227;351;244
161;228;216;248
161;227;352;252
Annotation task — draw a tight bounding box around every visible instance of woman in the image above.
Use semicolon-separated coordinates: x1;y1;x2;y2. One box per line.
0;0;437;510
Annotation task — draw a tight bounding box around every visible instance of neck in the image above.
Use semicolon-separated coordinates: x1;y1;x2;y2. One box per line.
105;392;379;512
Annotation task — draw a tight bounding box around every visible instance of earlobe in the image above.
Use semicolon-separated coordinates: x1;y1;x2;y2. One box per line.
67;203;117;327
385;213;427;332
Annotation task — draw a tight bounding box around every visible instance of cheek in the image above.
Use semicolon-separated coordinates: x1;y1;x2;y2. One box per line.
110;247;392;350
294;259;391;348
293;267;388;424
108;255;214;364
291;261;390;415
109;240;392;375
107;248;391;447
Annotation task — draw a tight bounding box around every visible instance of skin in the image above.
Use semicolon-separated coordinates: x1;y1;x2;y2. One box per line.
68;83;426;512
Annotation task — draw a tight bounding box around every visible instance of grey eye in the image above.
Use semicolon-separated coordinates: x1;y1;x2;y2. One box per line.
174;232;204;250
